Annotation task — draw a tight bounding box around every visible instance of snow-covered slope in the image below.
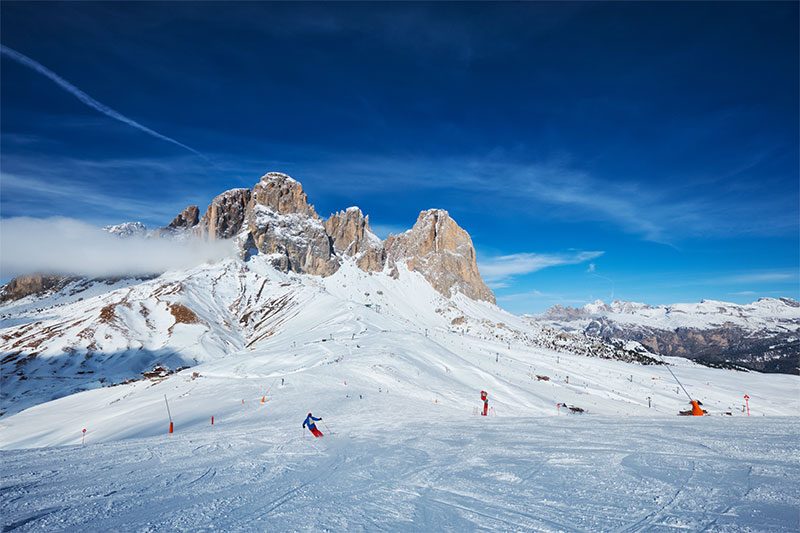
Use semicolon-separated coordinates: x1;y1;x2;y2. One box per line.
537;298;800;374
2;255;798;451
2;170;799;530
3;414;798;531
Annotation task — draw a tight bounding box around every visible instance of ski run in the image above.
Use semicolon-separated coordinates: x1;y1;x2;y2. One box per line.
1;257;799;531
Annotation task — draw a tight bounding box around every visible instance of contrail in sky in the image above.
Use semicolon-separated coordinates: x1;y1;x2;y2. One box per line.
1;44;203;157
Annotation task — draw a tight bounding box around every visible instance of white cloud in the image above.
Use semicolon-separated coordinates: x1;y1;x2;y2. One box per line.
586;263;596;273
0;217;236;278
479;250;604;282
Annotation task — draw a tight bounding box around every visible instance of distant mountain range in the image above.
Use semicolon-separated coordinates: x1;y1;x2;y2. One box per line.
534;298;800;374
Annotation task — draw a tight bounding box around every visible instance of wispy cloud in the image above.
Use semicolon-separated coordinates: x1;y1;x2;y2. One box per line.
290;153;796;243
1;172;179;223
0;44;203;158
0;173;170;218
497;289;586;306
720;272;797;284
479;250;604;283
0;152;235;226
0;217;235;278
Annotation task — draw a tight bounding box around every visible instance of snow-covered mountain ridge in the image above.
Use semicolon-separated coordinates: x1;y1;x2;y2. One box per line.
0;255;667;421
537;298;800;374
2;251;798;450
1;172;493;304
1;171;797;454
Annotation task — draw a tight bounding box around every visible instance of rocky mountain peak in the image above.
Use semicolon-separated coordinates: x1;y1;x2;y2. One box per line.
167;205;200;230
154;172;495;302
252;172;318;218
324;207;384;272
103;222;147;238
385;208;495;303
245;173;336;276
199;188;251;239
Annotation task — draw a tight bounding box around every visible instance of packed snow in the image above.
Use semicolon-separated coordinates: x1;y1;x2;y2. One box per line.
2;413;798;531
1;256;799;530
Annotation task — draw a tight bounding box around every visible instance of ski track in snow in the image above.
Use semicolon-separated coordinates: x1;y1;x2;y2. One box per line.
1;259;799;530
1;417;799;532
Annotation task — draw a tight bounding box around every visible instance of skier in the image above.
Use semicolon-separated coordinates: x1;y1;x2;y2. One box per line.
481;390;489;416
690;400;704;416
303;412;324;437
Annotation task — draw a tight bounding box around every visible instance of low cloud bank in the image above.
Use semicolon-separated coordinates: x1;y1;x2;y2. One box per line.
1;217;236;278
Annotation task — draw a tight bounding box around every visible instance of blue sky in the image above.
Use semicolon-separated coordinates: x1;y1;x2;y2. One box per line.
1;2;798;313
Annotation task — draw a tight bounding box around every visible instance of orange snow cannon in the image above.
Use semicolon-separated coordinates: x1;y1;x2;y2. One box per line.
690;400;704;416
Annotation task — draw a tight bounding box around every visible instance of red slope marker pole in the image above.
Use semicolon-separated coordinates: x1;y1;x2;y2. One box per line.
164;395;174;434
82;428;86;445
744;394;750;416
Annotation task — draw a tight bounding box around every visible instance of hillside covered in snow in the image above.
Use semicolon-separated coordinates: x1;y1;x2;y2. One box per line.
1;171;799;532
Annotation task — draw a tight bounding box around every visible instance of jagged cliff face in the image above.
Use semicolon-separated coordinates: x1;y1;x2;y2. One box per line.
250;172;318;218
2;171;493;304
245;173;339;276
385;210;495;303
168;171;494;302
324;207;384;272
167;206;200;231
199;188;251;239
0;274;70;303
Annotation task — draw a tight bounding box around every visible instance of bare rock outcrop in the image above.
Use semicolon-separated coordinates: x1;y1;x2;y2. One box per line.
200;188;251;239
325;207;384;272
245;173;338;276
0;274;70;303
251;172;318;218
167;205;200;230
385;209;495;303
161;172;494;301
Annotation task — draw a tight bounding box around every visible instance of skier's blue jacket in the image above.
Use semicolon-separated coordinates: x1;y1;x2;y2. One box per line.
303;415;321;430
